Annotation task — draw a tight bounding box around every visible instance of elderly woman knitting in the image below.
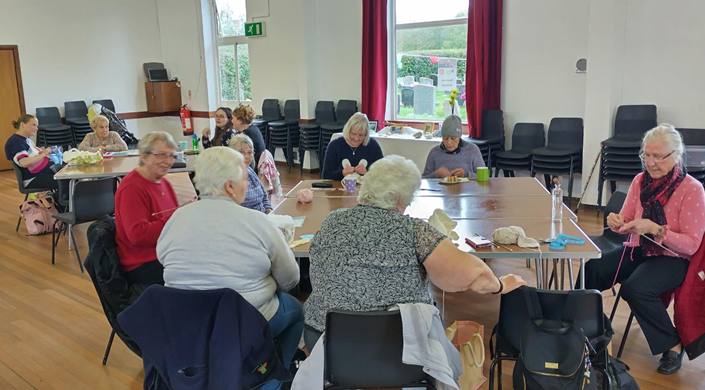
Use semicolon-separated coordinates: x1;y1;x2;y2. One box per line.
422;115;485;179
230;134;272;213
303;155;526;349
584;124;705;375
157;147;303;384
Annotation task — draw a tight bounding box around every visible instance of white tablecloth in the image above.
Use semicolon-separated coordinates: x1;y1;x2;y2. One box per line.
331;132;441;172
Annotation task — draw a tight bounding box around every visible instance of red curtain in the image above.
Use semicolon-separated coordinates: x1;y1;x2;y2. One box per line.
361;0;388;126
465;0;503;138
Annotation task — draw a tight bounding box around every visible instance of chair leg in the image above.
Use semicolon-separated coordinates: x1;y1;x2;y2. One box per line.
497;358;503;390
610;180;617;194
610;288;622;322
102;330;116;365
597;164;605;216
617;312;635;360
543;174;551;189
494;166;499;177
568;156;575;207
51;220;58;265
69;225;84;273
16;194;29;232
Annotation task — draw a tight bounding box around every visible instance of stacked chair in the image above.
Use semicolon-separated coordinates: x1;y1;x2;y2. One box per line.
320;100;358;165
253;99;282;149
298;101;336;175
468;110;505;169
597;105;657;214
494;123;545;177
679;128;705;185
65;101;92;145
268;100;300;173
35;107;74;149
92;99;116;113
531;118;584;206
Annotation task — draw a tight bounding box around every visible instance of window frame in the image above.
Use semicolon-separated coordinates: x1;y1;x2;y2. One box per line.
212;1;251;107
389;0;468;122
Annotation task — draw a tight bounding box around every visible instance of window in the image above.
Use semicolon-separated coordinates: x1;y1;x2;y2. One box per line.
392;0;469;122
215;0;251;104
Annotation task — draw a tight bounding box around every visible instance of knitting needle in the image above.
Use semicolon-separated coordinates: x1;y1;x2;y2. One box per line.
151;197;197;216
639;234;680;257
419;188;441;192
493;241;514;252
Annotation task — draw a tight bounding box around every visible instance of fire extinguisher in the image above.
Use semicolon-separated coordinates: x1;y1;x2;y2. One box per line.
180;104;194;136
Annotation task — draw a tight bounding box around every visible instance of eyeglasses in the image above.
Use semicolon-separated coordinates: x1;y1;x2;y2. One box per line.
236;149;254;156
148;152;179;161
639;150;675;163
214;115;228;119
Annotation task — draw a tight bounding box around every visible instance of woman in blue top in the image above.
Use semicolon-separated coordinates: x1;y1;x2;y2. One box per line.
4;114;59;190
322;112;384;180
230;134;272;214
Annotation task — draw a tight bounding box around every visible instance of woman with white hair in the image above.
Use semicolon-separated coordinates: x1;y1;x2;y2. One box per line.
584;123;705;375
230;134;272;213
303;155;526;348
321;112;383;180
115;132;180;286
78;114;128;152
156;147;303;381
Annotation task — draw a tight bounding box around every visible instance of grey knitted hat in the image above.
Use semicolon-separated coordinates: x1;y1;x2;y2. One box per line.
441;115;463;137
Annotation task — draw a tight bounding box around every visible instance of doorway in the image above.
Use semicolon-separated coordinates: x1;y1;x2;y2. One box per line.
0;45;26;171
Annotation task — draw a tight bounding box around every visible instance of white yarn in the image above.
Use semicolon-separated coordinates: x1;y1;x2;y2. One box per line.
492;226;540;249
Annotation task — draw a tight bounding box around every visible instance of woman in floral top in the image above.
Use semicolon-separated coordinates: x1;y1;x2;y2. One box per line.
303;155;526;349
78;115;128;153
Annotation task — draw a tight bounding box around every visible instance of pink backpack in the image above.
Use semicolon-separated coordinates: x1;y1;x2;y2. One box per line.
20;195;58;235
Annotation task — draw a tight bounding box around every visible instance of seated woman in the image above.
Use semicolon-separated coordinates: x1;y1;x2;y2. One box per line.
232;105;267;169
157;147;303;379
304;155;526;348
584;124;705;375
5;114;60;190
115;132;180;286
229;134;272;213
78;114;128;152
322;112;384;180
201;107;236;148
422;115;485;179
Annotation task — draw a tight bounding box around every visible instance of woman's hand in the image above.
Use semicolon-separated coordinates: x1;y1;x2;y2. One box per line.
354;164;367;175
343;165;355;176
40;148;52;157
202;128;211;139
265;208;272;214
619;218;660;236
450;168;465;177
606;212;625;231
499;274;527;294
436;167;451;178
180;197;198;208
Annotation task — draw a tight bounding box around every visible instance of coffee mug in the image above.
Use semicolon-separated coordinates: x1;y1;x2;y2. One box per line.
179;141;188;151
342;177;357;192
476;167;490;182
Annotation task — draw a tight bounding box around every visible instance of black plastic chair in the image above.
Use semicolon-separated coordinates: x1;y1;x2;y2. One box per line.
92;99;116;114
253;99;282;149
11;162;54;232
325;309;437;389
35;107;74;149
495;123;545;177
65;101;92;145
268;100;300;173
488;287;610;390
299;101;336;175
320;100;359;165
468;110;505;168
531;118;584;205
51;177;118;273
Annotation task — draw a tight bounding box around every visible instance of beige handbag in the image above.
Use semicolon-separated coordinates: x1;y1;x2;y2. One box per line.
446;321;487;390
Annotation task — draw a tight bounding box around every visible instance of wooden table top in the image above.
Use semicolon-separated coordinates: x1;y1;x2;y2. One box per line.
285;177;550;198
289;216;598;259
54;155;196;180
274;195;576;220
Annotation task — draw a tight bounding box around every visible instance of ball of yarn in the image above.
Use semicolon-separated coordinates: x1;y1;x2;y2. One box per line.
492;226;526;245
297;189;313;203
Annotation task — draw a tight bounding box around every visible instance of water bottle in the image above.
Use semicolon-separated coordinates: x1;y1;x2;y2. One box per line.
192;133;199;150
551;180;563;222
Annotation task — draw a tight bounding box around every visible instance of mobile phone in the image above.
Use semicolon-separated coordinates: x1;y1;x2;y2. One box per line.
312;182;333;188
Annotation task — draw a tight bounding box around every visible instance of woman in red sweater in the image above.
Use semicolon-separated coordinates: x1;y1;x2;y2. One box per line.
584;124;705;375
115;132;180;286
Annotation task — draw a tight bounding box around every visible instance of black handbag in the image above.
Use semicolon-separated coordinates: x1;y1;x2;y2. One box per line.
513;289;596;390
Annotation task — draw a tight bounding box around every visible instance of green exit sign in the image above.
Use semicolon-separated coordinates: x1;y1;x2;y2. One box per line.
245;22;265;37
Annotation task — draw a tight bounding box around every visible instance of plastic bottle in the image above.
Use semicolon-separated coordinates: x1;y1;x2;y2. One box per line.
551;178;563;222
192;133;199;150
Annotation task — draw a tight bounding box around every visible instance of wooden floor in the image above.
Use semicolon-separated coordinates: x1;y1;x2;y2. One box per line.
0;167;702;389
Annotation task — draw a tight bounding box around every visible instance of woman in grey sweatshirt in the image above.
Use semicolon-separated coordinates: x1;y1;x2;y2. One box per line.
422;115;486;178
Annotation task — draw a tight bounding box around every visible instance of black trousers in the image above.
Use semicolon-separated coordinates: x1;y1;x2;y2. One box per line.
124;260;165;289
26;171;59;190
583;247;689;355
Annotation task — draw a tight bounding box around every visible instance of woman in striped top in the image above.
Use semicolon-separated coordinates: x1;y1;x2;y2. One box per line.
230;134;272;213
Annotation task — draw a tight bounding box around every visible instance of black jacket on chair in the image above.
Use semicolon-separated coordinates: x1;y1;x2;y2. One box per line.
84;215;142;356
118;286;292;390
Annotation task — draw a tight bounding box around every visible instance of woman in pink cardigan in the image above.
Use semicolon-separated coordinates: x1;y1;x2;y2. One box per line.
584;124;705;375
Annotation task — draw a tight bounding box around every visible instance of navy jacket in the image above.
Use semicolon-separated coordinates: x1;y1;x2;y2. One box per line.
322;137;384;180
118;286;291;390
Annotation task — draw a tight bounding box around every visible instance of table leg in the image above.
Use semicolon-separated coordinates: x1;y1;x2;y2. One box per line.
67;179;76;251
560;258;565;290
579;258;585;289
568;259;574;290
544;259;550;289
534;258;542;289
526;258;531;268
